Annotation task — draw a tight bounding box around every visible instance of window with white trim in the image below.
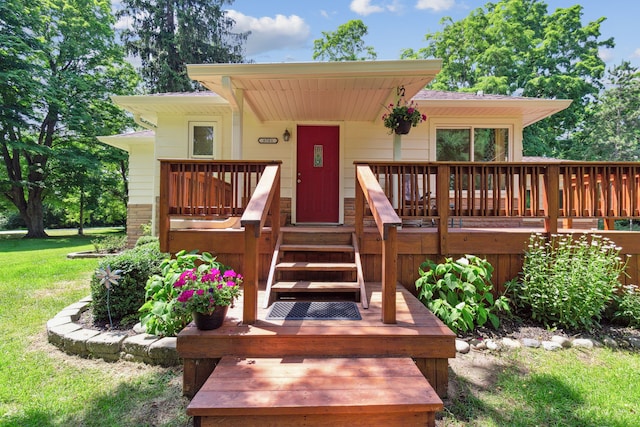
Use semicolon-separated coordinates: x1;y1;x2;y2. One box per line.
436;127;509;161
189;122;216;158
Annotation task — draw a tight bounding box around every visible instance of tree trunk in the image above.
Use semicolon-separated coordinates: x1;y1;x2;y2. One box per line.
23;191;48;238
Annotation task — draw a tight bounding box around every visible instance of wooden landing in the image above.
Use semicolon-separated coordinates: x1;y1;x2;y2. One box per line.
177;282;456;399
188;356;443;427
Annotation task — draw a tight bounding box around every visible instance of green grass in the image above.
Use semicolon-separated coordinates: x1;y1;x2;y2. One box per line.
441;347;640;427
0;229;188;427
1;229;638;426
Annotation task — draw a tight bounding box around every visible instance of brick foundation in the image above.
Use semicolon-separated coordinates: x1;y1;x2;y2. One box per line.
126;204;153;248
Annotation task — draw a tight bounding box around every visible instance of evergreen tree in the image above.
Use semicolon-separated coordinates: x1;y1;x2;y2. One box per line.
117;0;249;93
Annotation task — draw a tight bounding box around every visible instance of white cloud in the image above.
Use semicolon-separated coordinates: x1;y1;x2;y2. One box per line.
599;48;615;63
227;10;311;56
632;48;640;58
415;0;456;12
350;0;385;16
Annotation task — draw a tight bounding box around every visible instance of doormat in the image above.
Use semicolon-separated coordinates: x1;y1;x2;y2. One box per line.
266;301;361;320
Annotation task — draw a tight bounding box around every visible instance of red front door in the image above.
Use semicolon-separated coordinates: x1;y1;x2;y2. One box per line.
296;125;340;223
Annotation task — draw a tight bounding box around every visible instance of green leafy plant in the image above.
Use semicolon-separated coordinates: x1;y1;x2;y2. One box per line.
611;285;640;328
513;233;629;330
415;255;509;334
90;241;165;325
91;234;127;253
139;250;228;337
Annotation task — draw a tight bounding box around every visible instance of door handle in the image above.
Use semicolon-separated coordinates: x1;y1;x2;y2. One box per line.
297;179;302;184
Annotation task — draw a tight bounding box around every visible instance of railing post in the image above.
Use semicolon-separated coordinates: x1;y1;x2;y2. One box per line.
355;173;364;241
243;223;259;324
381;225;397;324
159;161;171;253
544;165;559;234
437;164;450;255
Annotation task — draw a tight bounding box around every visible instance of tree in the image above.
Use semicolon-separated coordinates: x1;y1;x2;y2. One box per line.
117;0;249;93
313;20;377;62
0;0;138;237
401;0;613;157
571;62;640;161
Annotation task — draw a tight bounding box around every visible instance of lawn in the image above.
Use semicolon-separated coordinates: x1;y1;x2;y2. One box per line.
0;229;188;427
0;230;638;426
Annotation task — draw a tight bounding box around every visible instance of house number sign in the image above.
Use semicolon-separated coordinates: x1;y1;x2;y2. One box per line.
258;137;278;144
314;145;323;167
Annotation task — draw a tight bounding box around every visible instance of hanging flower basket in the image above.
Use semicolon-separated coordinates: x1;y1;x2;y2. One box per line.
382;100;426;135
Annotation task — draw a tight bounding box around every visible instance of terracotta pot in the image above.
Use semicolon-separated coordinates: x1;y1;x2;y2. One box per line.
192;305;229;330
394;119;412;135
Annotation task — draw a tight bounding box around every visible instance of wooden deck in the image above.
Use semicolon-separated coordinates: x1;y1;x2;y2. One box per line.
177;281;456;399
188;356;443;427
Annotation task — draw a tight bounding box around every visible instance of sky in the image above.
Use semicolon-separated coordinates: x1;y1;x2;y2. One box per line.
220;0;640;68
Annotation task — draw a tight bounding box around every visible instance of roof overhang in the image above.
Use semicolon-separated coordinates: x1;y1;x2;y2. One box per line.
97;130;155;152
187;60;442;122
414;93;572;127
110;93;229;128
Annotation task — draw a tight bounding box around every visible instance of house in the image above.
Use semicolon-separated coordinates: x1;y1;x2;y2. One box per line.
99;60;573;245
99;60;640;425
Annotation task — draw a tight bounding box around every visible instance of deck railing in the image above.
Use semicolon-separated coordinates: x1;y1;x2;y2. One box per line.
360;161;640;233
355;165;401;324
159;160;281;252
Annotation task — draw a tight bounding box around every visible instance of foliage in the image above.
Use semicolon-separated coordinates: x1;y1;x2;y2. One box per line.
610;285;640;328
90;241;165;324
382;100;426;133
173;267;242;315
401;0;613;157
92;234;127;254
313;19;377;62
117;0;248;93
572;61;640;161
513;233;628;330
135;235;159;247
0;0;138;238
415;255;510;334
139;250;226;337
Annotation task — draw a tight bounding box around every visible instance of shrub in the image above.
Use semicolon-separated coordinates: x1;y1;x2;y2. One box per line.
135;235;159;247
91;234;127;253
415;255;510;334
90;241;165;325
611;285;640;328
139;250;226;337
514;233;629;330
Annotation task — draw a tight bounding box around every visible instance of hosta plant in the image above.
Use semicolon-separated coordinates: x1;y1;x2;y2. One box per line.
415;255;510;334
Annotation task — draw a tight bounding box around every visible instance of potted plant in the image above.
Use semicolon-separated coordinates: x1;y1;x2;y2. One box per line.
382;100;427;134
173;266;243;330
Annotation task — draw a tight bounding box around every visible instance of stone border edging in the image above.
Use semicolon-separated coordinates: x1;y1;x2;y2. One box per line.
46;296;179;366
455;333;640;355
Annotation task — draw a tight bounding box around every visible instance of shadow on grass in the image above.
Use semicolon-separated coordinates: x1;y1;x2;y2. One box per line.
0;229;123;253
5;370;190;427
441;356;629;427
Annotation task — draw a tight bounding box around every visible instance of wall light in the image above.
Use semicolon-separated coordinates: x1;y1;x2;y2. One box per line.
283;129;291;142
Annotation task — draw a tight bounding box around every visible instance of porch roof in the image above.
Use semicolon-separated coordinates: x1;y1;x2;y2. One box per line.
186;60;442;122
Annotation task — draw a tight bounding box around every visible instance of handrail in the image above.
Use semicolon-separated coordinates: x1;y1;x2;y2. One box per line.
355;165;400;324
240;164;281;324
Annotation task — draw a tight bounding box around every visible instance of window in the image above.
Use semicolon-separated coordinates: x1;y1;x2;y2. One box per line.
190;122;216;158
436;127;509;161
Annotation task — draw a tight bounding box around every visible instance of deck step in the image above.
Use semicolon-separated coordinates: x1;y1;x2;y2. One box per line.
275;261;357;272
188;356;443;427
272;281;360;293
279;243;354;253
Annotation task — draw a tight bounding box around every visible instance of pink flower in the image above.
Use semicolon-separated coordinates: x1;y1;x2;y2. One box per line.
421;114;427;121
177;289;194;302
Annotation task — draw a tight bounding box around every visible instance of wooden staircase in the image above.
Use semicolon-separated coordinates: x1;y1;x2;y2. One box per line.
263;228;368;309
